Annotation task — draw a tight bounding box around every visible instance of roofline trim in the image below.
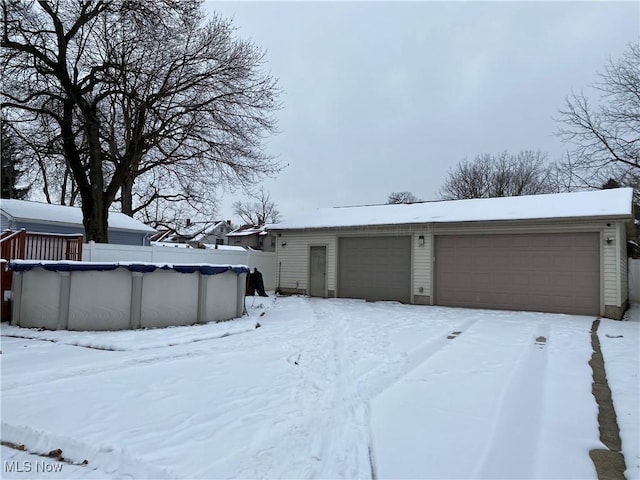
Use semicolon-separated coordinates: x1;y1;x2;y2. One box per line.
2;215;155;234
268;214;633;232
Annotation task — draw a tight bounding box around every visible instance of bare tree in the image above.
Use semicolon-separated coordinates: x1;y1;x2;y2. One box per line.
387;191;422;204
2;0;281;242
233;188;281;225
132;168;218;230
557;43;639;192
8;113;78;205
439;150;559;200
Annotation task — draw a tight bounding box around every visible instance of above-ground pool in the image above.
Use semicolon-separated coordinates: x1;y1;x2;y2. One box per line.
9;260;249;331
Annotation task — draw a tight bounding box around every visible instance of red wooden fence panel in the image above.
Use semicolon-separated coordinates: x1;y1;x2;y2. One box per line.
1;230;84;321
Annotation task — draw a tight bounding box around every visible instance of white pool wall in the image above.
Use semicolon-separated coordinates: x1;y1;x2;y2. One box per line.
10;261;248;331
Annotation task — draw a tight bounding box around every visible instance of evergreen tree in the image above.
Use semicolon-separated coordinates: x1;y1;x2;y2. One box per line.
1;123;29;199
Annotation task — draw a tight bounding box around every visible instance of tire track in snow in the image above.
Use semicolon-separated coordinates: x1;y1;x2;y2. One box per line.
356;317;480;402
2;324;268;391
256;300;482;479
2;346;213;391
369;313;576;480
308;301;475;478
472;321;551;479
357;315;480;479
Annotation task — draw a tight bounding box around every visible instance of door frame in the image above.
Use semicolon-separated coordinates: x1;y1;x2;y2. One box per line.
308;244;328;297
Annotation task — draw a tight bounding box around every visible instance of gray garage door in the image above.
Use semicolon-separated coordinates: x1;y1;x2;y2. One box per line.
435;233;600;315
338;236;411;303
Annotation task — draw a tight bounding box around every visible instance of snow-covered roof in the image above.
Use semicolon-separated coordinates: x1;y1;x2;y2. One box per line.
0;199;156;233
269;188;634;231
227;225;269;237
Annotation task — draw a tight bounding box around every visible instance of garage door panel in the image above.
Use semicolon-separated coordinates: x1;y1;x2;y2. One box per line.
338;236;411;303
573;274;599;290
435;233;599;315
511;256;531;269
574;235;598;247
550;273;573;289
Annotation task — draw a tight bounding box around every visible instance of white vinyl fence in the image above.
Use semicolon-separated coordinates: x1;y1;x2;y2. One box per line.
83;242;276;290
630;258;640;303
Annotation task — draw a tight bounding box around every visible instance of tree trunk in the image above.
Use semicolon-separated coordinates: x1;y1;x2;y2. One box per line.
85;119;109;242
120;112;145;218
81;197;109;243
61;100;110;243
121;176;134;217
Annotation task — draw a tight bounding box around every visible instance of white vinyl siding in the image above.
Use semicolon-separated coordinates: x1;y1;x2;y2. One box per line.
273;218;629;315
0;213;10;231
603;224;617;306
412;230;432;299
619;222;628;304
275;232;336;293
1;219;150;246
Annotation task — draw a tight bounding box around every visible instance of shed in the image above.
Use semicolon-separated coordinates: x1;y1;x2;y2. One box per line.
268;188;634;319
0;199;156;246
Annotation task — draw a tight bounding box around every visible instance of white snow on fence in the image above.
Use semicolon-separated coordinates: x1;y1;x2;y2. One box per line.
630;258;640;303
83;242;276;290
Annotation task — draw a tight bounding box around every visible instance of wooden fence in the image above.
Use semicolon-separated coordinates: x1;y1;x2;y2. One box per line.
1;230;83;320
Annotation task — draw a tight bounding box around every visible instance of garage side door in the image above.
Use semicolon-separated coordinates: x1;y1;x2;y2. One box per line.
435;233;599;315
338;236;411;303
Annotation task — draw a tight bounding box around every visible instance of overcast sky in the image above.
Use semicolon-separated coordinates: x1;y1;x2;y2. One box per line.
204;1;639;224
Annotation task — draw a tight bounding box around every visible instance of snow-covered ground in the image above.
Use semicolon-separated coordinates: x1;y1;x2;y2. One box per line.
600;304;640;478
1;296;638;479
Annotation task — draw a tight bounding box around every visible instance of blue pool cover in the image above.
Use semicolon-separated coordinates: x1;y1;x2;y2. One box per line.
9;261;250;276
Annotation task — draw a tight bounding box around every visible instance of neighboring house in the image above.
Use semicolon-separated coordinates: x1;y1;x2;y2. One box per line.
197;221;234;246
226;224;276;252
268;188;635;320
149;228;192;245
150;220;233;248
0;199;156;246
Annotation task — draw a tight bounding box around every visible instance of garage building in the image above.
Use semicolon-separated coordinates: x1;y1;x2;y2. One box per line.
268;188;634;319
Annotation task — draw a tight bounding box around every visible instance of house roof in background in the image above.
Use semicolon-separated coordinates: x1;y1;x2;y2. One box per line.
0;199;156;233
227;225;269;237
194;221;233;237
269;188;634;230
156;220;233;242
